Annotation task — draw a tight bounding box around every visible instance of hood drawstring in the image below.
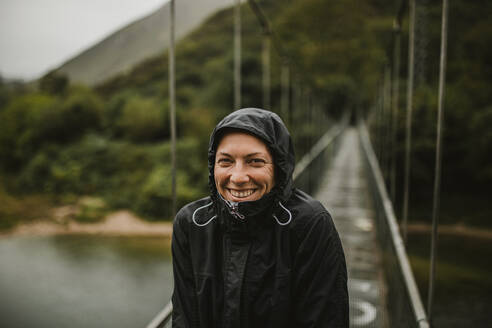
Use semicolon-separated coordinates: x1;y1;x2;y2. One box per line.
273;201;292;226
192;200;292;227
192;202;217;227
192;202;292;227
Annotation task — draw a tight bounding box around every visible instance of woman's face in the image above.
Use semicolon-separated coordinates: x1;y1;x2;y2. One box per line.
214;131;275;202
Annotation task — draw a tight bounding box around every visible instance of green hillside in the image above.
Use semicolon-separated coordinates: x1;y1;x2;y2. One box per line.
0;0;491;229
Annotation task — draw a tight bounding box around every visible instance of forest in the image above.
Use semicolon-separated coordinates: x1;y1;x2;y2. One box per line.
0;0;490;231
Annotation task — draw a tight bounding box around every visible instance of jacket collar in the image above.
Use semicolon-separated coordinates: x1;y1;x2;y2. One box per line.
215;191;277;230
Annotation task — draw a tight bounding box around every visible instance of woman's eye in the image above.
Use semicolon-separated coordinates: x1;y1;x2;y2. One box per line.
217;158;233;165
248;158;266;166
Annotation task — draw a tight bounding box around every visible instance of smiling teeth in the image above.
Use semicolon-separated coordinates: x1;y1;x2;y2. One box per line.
230;189;254;198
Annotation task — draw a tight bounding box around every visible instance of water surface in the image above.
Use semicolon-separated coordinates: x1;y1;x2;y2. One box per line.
407;231;492;327
0;235;173;328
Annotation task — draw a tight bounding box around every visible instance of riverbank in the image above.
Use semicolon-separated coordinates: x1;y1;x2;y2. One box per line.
406;222;492;240
0;210;173;238
3;214;492;240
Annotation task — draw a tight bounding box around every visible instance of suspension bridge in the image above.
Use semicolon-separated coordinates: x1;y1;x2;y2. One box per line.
147;0;451;327
148;120;431;328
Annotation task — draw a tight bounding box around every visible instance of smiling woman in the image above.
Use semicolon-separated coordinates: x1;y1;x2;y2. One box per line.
171;108;348;327
214;131;275;202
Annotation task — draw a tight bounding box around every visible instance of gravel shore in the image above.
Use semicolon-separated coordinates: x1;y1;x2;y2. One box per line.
1;210;173;238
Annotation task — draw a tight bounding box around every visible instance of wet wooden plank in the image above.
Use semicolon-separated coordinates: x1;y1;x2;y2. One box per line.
316;128;388;328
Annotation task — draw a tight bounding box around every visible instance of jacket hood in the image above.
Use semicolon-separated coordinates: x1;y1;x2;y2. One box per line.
208;108;295;207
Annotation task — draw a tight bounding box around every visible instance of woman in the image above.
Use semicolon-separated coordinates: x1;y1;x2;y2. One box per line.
172;108;348;327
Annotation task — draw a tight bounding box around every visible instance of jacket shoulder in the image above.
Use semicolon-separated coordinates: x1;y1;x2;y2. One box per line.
174;196;213;228
288;188;330;219
286;188;335;235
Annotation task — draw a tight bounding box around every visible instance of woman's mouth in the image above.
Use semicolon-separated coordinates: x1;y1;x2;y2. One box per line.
229;189;256;199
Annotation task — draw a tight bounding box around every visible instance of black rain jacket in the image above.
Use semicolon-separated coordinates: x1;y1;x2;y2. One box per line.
172;108;348;328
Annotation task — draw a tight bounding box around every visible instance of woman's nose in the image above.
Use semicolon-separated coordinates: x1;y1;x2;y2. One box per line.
230;165;250;185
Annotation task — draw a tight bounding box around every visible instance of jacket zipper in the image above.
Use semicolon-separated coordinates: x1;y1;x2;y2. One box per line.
229;201;245;220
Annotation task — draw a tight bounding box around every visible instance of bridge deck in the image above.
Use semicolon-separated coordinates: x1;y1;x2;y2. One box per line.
315;127;388;328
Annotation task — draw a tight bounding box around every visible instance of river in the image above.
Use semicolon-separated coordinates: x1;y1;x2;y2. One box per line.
406;231;492;326
0;235;173;328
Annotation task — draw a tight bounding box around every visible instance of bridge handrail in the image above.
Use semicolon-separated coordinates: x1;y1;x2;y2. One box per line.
358;120;429;328
292;113;350;195
146;301;172;328
146;116;349;328
293;116;348;181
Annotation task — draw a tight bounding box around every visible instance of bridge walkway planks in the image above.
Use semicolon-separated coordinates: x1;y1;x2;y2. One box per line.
315;127;388;328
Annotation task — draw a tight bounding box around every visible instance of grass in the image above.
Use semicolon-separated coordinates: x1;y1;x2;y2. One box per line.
0;185;108;230
74;196;107;223
0;187;53;230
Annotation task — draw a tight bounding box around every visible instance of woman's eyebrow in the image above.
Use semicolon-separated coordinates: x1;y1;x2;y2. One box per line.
245;152;264;157
217;151;269;158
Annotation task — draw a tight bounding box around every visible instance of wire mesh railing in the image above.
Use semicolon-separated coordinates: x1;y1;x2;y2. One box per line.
358;121;429;328
293;114;348;194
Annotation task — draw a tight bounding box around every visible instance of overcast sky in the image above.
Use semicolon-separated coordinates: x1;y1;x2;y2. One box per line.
0;0;168;81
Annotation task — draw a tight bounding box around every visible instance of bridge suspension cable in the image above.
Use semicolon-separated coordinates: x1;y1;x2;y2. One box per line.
247;0;327;153
262;35;271;109
427;0;449;322
234;0;242;110
151;0;446;326
281;64;290;125
390;15;402;203
169;0;177;218
379;0;449;323
402;0;417;243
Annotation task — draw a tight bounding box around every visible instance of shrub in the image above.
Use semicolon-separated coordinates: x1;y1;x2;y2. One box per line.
0;86;104;172
53;86;104;141
17;134;208;220
75;197;107;223
0;185;52;230
0;93;58;169
39;71;69;95
136;164;202;219
115;96;168;142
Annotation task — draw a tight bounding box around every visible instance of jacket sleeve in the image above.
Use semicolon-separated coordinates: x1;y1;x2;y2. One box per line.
292;211;349;328
171;214;198;328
